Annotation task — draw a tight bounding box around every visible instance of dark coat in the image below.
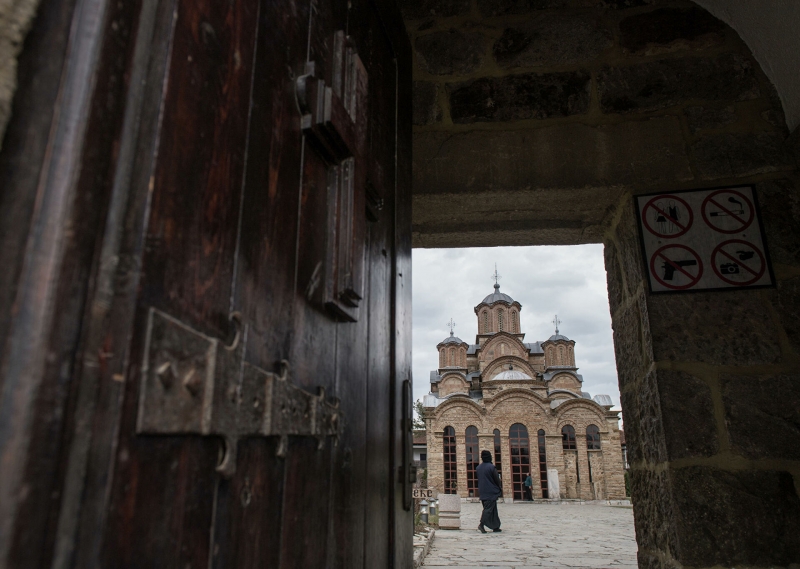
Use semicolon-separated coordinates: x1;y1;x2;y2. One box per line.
476;461;502;500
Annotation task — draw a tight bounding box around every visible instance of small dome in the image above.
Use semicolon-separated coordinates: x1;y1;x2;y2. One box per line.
480;283;515;306
440;331;464;344
492;369;532;380
547;333;571;342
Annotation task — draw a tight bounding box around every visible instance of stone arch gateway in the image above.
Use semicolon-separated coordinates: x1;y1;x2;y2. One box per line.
408;1;800;568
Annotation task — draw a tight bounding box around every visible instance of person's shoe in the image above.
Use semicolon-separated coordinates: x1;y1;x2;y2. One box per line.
477;524;487;534
493;528;502;532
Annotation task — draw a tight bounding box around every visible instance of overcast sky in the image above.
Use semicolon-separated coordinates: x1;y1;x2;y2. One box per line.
412;245;621;413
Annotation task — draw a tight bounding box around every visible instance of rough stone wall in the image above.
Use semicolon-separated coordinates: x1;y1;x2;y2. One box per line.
606;187;800;568
404;0;794;248
0;0;41;150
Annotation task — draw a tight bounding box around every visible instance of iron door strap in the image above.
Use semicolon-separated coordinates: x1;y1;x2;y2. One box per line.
136;308;343;477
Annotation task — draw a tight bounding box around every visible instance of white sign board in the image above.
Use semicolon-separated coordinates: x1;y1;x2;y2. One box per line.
413;488;435;499
635;186;774;293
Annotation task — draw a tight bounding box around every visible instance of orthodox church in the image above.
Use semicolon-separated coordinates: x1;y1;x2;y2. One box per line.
422;280;626;501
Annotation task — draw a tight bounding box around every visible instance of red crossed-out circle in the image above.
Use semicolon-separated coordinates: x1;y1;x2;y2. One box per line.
650;244;703;290
641;195;693;239
701;189;754;234
711;239;766;286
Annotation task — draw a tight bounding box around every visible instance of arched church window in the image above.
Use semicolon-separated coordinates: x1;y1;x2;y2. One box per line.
465;426;479;497
443;426;457;494
537;429;548;499
439;349;444;367
508;423;530;501
483;311;489;333
568;345;574;364
498;310;504;332
558;346;565;364
562;425;576;450
511;311;517;333
493;429;502;481
449;348;455;366
586;425;601;450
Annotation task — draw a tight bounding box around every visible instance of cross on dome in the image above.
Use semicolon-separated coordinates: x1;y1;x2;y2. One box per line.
447;318;456;335
553;314;561;334
491;264;502;291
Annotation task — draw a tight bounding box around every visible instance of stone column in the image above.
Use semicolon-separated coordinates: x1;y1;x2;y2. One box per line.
500;434;512;499
545;435;564;499
427;429;444;495
602;424;626;499
605;192;800;568
454;432;467;498
576;445;592;500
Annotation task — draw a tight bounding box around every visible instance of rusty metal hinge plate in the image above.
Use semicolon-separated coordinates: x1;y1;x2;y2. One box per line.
136;308;342;476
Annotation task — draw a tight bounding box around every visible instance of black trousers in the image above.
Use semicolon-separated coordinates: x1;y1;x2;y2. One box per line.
523;486;533;501
480;499;501;530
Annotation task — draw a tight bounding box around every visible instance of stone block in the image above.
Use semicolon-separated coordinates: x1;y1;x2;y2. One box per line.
414;30;486;76
412;117;691;195
613;202;647;296
757;179;800;267
619;7;725;55
477;0;570;17
629;468;678;558
413;81;442;126
785;126;800;168
691;133;792;180
611;291;653;389
619;370;667;466
722;373;800;460
656;370;718;460
603;239;624;317
777;278;800;354
597;54;759;114
448;71;590;124
646;291;782;365
398;0;470;19
598;0;653;9
436;492;462;529
493;14;612;69
670;467;800;567
684;105;736;134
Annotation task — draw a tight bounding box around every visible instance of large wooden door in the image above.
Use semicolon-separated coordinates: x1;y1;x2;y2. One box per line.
0;0;412;567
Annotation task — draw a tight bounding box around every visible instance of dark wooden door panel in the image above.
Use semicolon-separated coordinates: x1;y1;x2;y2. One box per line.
0;0;412;566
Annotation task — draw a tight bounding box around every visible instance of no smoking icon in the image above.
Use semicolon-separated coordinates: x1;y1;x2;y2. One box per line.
711;240;766;286
702;189;754;234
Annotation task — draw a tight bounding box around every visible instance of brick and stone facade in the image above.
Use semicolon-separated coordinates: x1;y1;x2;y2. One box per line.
423;284;626;501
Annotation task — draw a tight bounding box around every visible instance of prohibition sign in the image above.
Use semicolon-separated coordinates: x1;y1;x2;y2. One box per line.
711;239;766;286
641;195;693;239
701;189;754;234
649;244;703;290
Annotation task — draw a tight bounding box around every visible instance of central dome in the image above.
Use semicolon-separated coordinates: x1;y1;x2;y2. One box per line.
480;283;515;305
492;369;532;380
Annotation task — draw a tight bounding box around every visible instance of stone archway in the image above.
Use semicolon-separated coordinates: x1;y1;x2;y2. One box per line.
404;2;800;567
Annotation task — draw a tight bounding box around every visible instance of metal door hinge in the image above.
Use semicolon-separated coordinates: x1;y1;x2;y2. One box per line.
136;308;343;477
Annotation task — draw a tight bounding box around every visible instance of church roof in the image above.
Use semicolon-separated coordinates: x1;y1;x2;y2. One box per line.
476;284;517;307
492;369;533;380
525;342;543;354
546;333;571;342
439;331;465;345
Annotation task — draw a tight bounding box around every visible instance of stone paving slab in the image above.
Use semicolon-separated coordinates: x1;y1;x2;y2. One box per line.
422;502;637;569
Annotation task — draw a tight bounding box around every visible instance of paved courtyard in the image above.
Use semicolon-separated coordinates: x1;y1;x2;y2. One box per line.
424;501;637;569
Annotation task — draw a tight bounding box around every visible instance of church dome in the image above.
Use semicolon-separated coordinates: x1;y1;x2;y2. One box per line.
547;333;571;342
479;283;515;306
440;331;464;344
492;369;532;380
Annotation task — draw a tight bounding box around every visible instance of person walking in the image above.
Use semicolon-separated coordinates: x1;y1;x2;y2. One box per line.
476;450;502;533
523;473;533;501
